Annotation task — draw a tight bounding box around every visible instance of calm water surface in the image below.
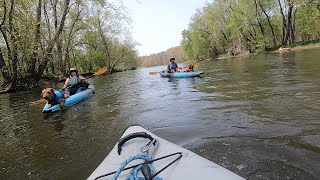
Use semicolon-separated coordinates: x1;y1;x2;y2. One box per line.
0;49;320;179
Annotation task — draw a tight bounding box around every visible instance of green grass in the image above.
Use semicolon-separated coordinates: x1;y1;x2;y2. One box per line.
282;39;320;48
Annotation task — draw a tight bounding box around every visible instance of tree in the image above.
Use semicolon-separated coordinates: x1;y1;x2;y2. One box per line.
182;0;320;61
0;0;138;93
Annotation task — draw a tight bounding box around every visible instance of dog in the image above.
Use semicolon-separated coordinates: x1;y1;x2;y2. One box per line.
41;88;67;108
185;64;194;72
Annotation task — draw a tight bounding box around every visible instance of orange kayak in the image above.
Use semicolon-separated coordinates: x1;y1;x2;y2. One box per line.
94;67;108;76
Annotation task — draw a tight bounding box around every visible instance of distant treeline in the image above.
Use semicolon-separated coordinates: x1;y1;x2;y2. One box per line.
139;46;183;67
182;0;320;61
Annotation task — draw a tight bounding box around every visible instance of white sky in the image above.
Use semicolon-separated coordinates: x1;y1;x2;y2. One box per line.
123;0;208;56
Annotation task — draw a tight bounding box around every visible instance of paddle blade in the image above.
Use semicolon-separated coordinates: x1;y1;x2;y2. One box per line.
149;72;159;75
30;99;46;106
94;66;108;76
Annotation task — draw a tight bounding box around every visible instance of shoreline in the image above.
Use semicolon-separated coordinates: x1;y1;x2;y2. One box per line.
274;42;320;52
215;53;252;60
213;42;320;60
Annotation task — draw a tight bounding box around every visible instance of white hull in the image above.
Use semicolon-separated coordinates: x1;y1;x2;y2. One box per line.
88;126;245;180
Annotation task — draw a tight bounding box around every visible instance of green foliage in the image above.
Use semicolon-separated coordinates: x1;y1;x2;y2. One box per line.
295;2;320;41
182;0;320;61
78;50;105;73
0;0;138;89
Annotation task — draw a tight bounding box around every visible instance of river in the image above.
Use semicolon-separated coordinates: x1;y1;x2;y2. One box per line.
1;48;320;180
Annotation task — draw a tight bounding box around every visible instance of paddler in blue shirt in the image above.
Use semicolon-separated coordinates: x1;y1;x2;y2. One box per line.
167;57;178;73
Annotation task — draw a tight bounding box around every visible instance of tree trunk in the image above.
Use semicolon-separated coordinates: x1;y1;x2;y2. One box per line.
0;48;11;85
57;39;63;74
9;0;17;89
11;28;18;89
253;0;266;50
292;7;298;43
50;58;55;74
259;1;277;47
53;0;64;75
28;0;41;76
220;30;230;44
35;0;70;81
285;0;294;44
0;0;13;76
63;4;81;76
278;0;287;45
0;0;14;92
63;48;69;76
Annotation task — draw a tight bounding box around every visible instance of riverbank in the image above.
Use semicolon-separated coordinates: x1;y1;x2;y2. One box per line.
216;53;252;60
277;42;320;52
213;40;320;60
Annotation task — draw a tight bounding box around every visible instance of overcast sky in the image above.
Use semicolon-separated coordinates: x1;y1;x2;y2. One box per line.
123;0;208;56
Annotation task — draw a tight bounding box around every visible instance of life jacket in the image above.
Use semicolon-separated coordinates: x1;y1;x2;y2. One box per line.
69;75;81;86
185;67;193;72
48;90;64;106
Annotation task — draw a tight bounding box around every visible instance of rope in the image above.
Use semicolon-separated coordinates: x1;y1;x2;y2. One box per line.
113;154;162;180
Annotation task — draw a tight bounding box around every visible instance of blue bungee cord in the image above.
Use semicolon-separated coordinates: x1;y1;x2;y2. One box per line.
112;154;162;180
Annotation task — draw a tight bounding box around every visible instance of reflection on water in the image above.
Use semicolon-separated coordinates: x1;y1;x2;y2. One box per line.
1;49;320;179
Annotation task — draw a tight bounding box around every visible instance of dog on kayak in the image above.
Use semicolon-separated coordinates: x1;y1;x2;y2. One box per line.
41;88;67;108
185;64;194;72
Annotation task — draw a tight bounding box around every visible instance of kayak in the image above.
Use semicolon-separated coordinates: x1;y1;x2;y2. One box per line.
94;67;108;76
42;85;95;113
88;125;244;180
159;71;204;78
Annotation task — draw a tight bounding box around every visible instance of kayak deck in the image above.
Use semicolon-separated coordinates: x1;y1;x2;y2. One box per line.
88;126;244;180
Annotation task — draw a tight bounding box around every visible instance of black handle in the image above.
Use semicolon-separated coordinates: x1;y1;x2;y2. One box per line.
117;132;154;155
141;164;152;180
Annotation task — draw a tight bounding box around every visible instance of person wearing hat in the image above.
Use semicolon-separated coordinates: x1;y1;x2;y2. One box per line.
167;57;178;73
63;68;86;97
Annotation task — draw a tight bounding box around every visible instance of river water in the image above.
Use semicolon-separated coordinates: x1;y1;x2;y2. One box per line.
1;49;320;180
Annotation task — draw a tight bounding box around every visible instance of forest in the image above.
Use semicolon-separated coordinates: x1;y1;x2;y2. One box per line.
0;0;138;93
182;0;320;61
139;46;183;67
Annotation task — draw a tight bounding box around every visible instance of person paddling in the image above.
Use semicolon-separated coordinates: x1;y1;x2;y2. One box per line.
63;68;87;98
167;57;178;73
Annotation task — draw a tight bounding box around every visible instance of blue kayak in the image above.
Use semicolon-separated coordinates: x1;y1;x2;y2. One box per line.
42;85;95;113
159;71;204;78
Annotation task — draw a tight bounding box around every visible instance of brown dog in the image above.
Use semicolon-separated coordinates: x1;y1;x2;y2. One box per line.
41;88;67;108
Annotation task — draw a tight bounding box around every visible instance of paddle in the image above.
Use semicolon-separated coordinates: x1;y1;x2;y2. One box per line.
31;66;107;105
30;98;46;105
149;72;159;75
